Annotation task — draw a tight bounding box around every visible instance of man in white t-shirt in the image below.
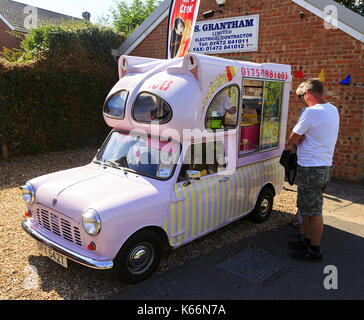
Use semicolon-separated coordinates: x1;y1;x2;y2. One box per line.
287;78;339;261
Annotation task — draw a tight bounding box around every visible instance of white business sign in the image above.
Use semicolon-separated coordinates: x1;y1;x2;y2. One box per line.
190;15;260;55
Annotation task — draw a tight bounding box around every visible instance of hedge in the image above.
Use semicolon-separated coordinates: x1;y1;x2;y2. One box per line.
0;22;123;158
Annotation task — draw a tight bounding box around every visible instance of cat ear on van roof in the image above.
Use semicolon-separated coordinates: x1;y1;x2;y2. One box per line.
118;55;164;79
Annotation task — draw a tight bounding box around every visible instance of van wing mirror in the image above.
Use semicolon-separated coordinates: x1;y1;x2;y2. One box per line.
183;170;201;187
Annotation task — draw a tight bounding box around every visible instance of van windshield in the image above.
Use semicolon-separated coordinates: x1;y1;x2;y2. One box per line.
94;131;180;180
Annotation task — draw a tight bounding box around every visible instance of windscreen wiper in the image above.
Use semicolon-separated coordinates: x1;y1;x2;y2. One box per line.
94;159;122;170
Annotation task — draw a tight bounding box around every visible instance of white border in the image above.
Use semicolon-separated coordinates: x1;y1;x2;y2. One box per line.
291;0;364;43
0;13;15;31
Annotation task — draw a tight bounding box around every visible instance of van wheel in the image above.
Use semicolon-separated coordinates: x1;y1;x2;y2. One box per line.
249;187;274;223
113;230;162;284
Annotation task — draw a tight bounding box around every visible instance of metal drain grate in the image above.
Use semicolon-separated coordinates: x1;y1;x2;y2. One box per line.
217;247;288;283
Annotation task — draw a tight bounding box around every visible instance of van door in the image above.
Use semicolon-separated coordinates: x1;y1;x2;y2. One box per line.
165;141;238;246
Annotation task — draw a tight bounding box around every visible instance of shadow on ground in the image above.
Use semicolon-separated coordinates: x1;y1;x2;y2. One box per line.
110;223;364;300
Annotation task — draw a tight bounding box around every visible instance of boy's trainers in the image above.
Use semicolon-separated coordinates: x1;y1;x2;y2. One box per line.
290;247;322;261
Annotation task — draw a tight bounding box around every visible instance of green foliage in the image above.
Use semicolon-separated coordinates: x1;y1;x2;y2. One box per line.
111;0;162;36
0;22;123;157
0;47;25;63
2;20;123;63
334;0;364;16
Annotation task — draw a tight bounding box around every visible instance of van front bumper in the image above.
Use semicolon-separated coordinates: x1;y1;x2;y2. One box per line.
22;220;114;270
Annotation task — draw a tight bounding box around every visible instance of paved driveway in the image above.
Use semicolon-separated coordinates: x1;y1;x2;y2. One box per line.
111;178;364;300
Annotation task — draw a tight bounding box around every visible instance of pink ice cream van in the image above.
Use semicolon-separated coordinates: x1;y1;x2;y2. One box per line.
21;53;292;283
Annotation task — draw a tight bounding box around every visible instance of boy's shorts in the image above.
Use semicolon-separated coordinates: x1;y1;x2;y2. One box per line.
297;165;332;217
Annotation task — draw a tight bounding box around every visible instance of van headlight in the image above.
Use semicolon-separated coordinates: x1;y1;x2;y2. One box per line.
82;209;101;236
20;183;35;204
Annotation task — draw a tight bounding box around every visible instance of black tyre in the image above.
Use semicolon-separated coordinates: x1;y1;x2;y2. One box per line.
249;187;274;223
113;230;162;284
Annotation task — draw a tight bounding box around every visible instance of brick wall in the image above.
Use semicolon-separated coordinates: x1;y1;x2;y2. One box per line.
129;0;364;182
0;19;23;50
131;17;168;59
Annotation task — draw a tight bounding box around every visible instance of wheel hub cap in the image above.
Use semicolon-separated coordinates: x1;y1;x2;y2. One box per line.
260;198;269;215
127;243;155;275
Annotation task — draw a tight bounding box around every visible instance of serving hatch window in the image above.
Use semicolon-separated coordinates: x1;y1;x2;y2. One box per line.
133;92;172;124
104;90;128;119
239;79;283;155
205;85;239;131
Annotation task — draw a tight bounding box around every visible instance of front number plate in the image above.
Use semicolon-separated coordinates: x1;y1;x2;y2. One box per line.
37;242;68;268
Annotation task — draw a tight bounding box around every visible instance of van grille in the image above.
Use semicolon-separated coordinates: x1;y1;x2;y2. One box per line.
36;207;82;246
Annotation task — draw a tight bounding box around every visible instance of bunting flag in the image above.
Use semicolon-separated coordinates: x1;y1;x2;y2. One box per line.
317;69;325;82
167;0;201;59
338;75;364;88
339;75;351;85
294;71;304;79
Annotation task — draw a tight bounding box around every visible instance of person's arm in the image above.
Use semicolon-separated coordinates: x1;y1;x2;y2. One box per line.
288;108;310;149
226;106;237;114
222;93;236;115
288;131;305;149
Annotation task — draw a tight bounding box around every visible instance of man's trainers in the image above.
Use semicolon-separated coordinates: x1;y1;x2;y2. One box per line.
288;238;309;251
290;247;322;261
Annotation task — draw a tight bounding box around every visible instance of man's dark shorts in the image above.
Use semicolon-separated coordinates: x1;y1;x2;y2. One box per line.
297;165;332;217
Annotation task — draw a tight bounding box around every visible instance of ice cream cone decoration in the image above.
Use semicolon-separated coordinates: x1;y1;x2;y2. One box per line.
226;66;237;81
201;65;238;120
120;58;127;78
190;66;199;81
188;56;199;81
135;150;141;166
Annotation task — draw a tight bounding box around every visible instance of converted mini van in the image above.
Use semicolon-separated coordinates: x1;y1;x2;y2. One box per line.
21;53;291;283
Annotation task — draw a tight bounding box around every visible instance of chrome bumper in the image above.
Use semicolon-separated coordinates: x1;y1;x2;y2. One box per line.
22;220;113;270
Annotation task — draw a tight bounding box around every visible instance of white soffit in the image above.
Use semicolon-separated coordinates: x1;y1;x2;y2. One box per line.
0;13;15;30
291;0;364;43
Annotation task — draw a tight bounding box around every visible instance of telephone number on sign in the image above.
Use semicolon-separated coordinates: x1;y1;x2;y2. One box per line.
241;67;289;80
224;44;246;50
202;44;246;51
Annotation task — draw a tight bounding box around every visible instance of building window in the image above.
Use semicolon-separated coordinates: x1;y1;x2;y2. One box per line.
240;79;283;155
132;92;172;124
205;85;239;131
